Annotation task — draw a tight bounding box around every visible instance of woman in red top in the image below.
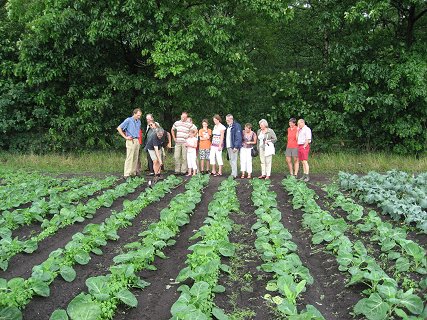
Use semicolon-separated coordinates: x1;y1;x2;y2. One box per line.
285;118;299;177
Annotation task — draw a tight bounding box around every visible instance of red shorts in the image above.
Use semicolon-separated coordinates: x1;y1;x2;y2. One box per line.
298;144;310;161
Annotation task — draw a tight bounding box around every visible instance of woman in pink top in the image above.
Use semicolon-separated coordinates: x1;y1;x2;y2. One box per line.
285;118;299;177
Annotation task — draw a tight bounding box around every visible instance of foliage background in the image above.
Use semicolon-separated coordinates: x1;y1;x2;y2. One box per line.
0;0;426;154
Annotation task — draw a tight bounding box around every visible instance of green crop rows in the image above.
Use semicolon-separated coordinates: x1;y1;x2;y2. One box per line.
0;170;425;320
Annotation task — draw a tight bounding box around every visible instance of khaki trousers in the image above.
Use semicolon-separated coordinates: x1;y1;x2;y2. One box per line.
124;139;140;177
259;147;273;176
174;143;188;173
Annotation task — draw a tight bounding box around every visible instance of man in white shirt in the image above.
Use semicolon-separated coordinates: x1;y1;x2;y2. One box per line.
297;119;312;182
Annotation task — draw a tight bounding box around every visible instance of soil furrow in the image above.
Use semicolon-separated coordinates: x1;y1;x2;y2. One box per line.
215;179;276;320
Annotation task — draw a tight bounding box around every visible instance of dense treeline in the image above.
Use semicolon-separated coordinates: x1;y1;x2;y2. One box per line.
0;0;426;154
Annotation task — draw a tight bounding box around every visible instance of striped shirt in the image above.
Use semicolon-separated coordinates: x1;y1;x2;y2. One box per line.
172;120;193;144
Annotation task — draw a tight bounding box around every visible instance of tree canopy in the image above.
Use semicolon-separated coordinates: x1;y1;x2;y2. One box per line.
1;0;426;154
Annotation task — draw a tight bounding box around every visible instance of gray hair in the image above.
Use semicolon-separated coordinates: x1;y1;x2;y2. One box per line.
155;128;164;135
259;119;269;128
226;114;234;120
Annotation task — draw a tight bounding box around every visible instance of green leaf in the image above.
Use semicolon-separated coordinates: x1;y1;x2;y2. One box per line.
354;293;390;320
50;309;69;320
212;285;226;293
0;307;22;320
67;294;101;320
115;289;138;307
212;307;229;320
60;266;76;282
399;293;423;315
31;280;50;297
74;250;90;265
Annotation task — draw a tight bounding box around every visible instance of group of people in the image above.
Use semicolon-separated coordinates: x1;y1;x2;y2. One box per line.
117;109;312;181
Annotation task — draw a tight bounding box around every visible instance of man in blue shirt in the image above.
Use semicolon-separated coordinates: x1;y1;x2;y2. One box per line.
117;108;142;178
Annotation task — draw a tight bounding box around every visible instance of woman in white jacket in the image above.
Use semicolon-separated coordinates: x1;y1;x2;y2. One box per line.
257;119;277;180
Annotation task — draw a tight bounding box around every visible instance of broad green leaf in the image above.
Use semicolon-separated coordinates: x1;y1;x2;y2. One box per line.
399;293;423;314
115;289;138;307
67;294;101;320
74;250;90;265
354;293;389;320
31;280;50;297
50;309;69;320
212;307;229;320
60;266;76;282
0;307;22;320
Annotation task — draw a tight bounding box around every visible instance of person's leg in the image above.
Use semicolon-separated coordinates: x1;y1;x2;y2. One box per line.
217;150;224;175
131;143;140;176
247;149;253;178
147;151;154;173
286;156;293;175
294;157;299;177
231;149;238;177
240;148;246;177
210;148;217;174
124;140;133;177
174;144;182;173
181;145;188;174
259;147;266;177
186;151;192;176
265;155;272;178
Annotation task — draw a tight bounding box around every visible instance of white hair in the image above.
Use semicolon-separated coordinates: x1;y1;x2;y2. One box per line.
259;119;269;128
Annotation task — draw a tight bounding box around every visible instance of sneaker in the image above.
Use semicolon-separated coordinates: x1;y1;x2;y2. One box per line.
299;174;306;180
303;176;310;182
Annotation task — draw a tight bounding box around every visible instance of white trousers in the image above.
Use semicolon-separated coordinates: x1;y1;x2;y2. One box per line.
240;148;253;174
187;150;198;170
209;147;223;165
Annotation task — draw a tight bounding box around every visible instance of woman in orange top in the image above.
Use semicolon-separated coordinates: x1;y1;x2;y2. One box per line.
198;119;212;173
285;118;299;177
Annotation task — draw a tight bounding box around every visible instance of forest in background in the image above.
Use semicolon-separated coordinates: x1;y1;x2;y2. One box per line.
0;0;426;154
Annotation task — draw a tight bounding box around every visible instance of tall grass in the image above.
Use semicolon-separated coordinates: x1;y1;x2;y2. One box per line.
1;151;426;175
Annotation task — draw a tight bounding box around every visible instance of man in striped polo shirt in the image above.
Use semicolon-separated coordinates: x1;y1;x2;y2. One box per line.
171;112;193;175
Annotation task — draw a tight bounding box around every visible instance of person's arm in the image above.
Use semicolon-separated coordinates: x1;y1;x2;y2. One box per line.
167;132;172;148
252;132;257;145
219;129;225;151
171;123;177;142
304;128;312;148
234;123;242;149
267;129;277;144
117;122;132;140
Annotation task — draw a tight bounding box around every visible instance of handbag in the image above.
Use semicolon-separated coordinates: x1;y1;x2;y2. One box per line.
264;142;275;157
251;146;258;157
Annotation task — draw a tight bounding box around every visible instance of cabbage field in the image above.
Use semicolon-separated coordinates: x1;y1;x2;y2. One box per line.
0;170;426;320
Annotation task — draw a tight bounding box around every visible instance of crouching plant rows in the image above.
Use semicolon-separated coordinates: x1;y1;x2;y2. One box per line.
250;179;324;319
50;174;210;320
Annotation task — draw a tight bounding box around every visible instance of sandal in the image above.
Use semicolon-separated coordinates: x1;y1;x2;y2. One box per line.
247;175;251;179
210;172;216;176
214;173;222;177
258;175;266;179
265;176;270;180
240;174;245;179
